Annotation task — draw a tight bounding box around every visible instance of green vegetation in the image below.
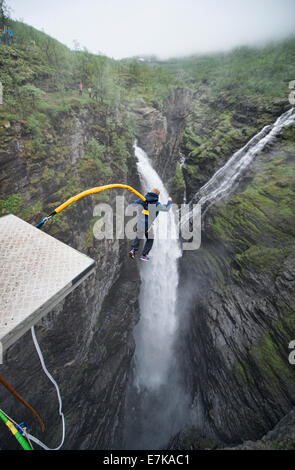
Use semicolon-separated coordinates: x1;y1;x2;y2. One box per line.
0;193;42;220
84;216;101;248
250;328;294;384
0;193;22;215
165;39;295;103
0;19;180;123
78;137;112;181
235;310;295;387
174;163;186;192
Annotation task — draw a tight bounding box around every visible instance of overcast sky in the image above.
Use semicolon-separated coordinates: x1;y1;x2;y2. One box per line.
7;0;295;59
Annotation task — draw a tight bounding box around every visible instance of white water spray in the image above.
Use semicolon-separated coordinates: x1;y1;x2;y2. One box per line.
132;142;181;390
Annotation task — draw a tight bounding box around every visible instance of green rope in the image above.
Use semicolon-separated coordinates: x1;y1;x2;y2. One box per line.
0;409;32;450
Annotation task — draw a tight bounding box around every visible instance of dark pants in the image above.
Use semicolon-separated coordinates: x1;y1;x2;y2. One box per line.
132;227;154;256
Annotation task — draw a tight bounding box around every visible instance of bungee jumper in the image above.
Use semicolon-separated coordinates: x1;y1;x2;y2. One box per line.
129;188;172;261
36;183;172;262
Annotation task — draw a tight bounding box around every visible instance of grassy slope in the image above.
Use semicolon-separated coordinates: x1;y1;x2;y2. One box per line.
0;20;185;226
0;22;141;228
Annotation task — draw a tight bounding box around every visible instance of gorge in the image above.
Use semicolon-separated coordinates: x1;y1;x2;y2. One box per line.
0;21;295;451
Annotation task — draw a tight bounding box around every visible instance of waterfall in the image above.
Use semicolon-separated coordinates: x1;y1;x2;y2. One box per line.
133;142;181;389
188;108;295;218
123;142;185;449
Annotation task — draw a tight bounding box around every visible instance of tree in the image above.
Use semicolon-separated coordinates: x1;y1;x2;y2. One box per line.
92;57;120;108
18;84;45;114
0;0;10;28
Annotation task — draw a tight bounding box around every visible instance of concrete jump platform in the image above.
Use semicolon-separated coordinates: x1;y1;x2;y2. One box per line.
0;214;96;353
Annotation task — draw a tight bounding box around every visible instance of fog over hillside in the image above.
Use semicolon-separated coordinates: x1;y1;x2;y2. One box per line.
7;0;295;59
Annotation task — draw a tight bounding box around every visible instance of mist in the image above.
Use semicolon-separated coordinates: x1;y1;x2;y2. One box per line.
7;0;295;60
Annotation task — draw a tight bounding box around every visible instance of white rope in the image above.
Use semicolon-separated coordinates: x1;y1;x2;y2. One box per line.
29;325;65;450
23;428;34;450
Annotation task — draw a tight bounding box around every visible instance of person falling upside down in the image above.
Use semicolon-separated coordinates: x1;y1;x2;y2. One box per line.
129;188;172;261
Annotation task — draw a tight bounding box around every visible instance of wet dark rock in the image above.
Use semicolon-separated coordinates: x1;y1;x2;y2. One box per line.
130;88;193;191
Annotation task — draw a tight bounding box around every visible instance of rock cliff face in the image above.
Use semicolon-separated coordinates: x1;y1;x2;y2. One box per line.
130;88;192;193
180;83;291;202
174;119;295;446
0;103;143;449
227;405;295;450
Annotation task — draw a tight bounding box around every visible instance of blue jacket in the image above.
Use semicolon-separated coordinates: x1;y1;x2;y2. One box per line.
132;192;172;231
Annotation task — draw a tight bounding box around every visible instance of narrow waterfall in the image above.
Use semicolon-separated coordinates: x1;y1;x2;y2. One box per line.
190;108;295;216
123;142;186;450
